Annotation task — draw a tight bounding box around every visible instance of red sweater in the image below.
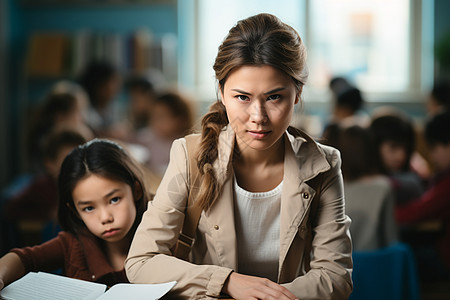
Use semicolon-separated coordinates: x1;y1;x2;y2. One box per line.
11;231;127;287
395;170;450;267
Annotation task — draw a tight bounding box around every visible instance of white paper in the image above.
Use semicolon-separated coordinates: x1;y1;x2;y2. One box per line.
0;272;106;300
96;281;177;300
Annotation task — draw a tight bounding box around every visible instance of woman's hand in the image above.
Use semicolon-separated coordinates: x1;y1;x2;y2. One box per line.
222;272;298;300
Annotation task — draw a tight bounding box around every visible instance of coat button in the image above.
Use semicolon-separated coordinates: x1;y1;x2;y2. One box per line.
92;275;96;279
214;225;219;230
303;192;309;199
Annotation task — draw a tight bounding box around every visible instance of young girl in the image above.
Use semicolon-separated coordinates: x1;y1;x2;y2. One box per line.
0;139;148;290
125;13;352;299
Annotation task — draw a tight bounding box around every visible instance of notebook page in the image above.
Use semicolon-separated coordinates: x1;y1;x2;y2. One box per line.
96;281;176;300
0;272;106;300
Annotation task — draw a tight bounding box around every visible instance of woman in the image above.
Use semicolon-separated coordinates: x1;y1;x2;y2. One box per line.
126;13;352;299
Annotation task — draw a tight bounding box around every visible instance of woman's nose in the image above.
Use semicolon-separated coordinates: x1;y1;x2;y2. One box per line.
249;101;268;124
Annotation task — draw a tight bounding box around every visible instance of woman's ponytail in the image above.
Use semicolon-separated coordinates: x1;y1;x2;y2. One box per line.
195;101;228;210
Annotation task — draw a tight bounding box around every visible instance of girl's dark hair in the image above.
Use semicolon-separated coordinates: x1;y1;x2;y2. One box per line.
338;125;377;181
78;60;117;108
425;111;450;147
369;114;415;173
431;78;450;111
153;92;194;137
58;139;148;237
196;13;307;210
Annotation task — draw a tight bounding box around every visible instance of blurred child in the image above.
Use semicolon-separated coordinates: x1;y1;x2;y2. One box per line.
27;92;93;172
0;139;148;290
370;112;425;205
124;75;156;132
396;111;450;280
324;124;397;251
77;60;122;137
328;76;369;127
136;91;195;176
3;130;86;229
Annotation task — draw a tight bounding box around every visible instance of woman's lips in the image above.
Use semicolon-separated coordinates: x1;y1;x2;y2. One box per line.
247;130;271;139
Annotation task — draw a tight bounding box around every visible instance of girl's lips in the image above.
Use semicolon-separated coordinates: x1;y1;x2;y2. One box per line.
102;229;120;237
247;130;271;139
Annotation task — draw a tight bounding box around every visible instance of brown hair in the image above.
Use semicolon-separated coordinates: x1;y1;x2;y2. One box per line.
195;13;308;210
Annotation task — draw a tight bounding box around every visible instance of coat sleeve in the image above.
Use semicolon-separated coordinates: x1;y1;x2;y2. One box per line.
125;138;233;299
281;148;353;300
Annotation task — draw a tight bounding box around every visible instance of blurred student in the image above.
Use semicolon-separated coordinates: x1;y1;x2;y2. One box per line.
124;75;156;132
370;112;425;206
3;130;86;230
27;92;94;172
77;60;122;137
396;111;450;280
328;76;369;127
136;91;195;177
0;139;148;290
324;124;397;251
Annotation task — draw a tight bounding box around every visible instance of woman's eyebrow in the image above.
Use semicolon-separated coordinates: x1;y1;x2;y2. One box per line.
231;89;251;95
263;87;286;95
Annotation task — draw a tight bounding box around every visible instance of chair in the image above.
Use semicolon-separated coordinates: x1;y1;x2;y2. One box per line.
349;243;420;300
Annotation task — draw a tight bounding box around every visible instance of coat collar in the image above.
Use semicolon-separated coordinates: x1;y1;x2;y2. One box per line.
214;125;331;183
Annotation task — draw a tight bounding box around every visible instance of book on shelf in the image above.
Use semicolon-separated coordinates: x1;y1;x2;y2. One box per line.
0;271;176;300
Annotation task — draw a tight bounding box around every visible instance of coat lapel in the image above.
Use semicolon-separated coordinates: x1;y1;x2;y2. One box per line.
203;126;238;270
278;129;331;278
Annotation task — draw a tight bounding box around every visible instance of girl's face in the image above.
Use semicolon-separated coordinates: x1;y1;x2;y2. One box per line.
72;174;137;244
221;65;299;153
380;141;407;173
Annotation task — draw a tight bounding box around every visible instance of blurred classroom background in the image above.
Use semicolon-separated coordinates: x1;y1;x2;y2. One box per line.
1;0;450;299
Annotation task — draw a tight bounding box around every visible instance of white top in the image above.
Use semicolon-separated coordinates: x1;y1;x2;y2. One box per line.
233;178;283;282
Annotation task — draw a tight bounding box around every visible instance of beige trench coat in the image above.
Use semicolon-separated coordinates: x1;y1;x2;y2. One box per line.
125;126;353;299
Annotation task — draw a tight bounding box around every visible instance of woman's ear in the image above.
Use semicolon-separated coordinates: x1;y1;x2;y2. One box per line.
295;86;303;105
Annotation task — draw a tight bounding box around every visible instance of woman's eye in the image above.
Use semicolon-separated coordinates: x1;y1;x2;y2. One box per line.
267;94;281;101
236;95;249;102
110;197;121;204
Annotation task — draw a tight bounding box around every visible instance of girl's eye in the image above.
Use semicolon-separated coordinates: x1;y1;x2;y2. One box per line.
267;94;281;101
236;95;249;102
110;197;121;204
83;206;94;212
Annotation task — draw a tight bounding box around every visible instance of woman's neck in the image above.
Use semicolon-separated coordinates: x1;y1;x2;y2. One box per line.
234;136;285;168
233;137;285;192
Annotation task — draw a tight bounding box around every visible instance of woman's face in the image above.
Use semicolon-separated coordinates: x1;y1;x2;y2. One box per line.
72;174;136;244
221;65;299;154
